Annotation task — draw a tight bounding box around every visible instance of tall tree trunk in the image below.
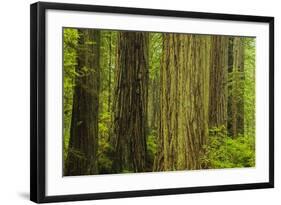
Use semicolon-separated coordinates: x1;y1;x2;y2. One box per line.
108;32;112;112
150;77;160;130
228;37;245;137
65;29;100;176
113;31;149;172
208;36;229;130
154;34;210;171
227;37;234;136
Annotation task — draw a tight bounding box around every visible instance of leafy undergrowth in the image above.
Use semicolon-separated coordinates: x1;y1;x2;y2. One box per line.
201;127;255;169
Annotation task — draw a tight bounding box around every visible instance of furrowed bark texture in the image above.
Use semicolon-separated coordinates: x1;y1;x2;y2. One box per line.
208;36;229;129
154;34;210;171
113;32;149;172
65;29;100;176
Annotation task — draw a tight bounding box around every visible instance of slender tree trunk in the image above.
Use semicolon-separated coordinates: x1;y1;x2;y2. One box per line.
108;32;112;112
208;36;229;130
154;34;210;171
228;37;245;137
150;76;160;130
65;29;100;176
227;37;234;136
113;31;149;172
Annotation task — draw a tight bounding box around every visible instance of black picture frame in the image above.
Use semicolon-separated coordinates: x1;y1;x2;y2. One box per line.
30;1;274;203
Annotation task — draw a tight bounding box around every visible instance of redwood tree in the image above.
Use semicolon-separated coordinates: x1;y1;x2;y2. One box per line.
208;36;229;130
228;37;245;137
154;34;210;171
112;31;149;172
65;29;101;176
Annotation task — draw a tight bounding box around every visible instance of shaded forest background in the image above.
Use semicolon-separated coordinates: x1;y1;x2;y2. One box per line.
63;28;256;176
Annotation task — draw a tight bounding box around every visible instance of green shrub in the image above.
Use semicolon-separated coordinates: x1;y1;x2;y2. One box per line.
97;114;114;174
201;127;255;169
146;131;157;169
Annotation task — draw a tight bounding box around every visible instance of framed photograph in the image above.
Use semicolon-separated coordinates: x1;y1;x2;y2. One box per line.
30;1;274;203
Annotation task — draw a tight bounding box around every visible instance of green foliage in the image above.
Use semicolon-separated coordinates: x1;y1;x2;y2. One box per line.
149;33;162;80
97;134;114;174
244;38;256;137
201;126;255;169
63;28;78;160
97;110;114;174
146;130;157;169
